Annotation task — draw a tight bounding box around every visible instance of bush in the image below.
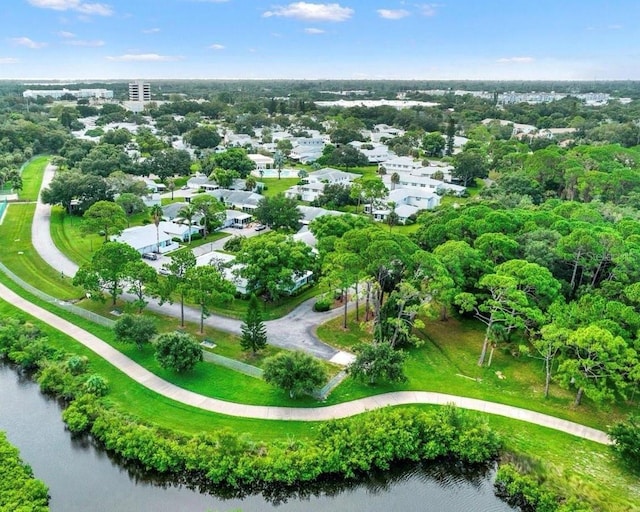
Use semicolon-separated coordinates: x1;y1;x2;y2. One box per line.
609;414;640;469
223;235;244;253
154;331;203;373
313;298;332;312
189;232;202;241
114;314;157;349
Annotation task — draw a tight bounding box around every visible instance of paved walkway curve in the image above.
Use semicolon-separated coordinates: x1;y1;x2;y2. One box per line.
31;163;353;364
0;282;611;445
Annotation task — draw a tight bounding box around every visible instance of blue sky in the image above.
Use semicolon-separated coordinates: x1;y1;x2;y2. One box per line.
0;0;638;80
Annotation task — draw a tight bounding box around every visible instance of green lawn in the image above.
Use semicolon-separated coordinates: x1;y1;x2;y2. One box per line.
18;156;49;202
317;312;635;429
50;206;103;266
260;177;299;197
0;203;81;300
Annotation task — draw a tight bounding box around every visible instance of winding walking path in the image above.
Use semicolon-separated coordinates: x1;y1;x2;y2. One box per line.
0;281;611;445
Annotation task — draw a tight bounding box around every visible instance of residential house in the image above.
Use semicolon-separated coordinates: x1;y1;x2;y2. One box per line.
298;205;344;225
247;154;274;170
379;156;423;174
366;188;441;224
207;189;264;212
142;177;166;193
187;174;219;191
285;168;359;203
396;174;466;196
111;224;179;254
222;209;253;229
349;141;395;164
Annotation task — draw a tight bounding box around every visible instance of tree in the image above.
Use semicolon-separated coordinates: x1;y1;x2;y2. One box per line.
42;170;112;214
124;260;158;312
453;150;488;187
205;148;256;178
166;178;176;200
73;242;141;305
154;331;203;373
116;193;146;227
82;200;127;243
240;294;268;354
177;204;198;243
520;322;568;398
235;233;317;302
359;178;388;216
113;314;157;349
254;193;303;232
158;250;196;327
183;126;221;149
413;251;456;321
390;172;400;190
191;194;225;237
79;143;134;177
423;132;446;157
609;415;640;469
184;265;235;333
349;341;407;385
455;273;530;367
326;145;369;171
245;175;257;191
273;149;286;179
321;251;360;328
263;351;326;398
149;204;164;253
556;324;637;406
445;117;456;156
145;149;192;180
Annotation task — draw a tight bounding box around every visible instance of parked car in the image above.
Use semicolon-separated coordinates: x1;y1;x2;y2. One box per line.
142;252;158;261
158;268;171;276
254;224;267;231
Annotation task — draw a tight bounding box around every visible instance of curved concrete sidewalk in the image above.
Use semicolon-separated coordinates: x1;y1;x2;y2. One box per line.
0;282;611;445
31;163;351;363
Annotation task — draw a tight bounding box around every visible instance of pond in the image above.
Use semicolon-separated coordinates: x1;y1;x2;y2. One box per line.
0;364;515;512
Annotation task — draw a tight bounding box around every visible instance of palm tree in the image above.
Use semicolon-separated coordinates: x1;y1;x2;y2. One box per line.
177;204;197;244
273;150;285;180
390;172;400;190
166;178;176;200
150;204;164;252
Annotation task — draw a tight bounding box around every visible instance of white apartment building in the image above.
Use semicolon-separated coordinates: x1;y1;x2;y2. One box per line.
128;81;151;102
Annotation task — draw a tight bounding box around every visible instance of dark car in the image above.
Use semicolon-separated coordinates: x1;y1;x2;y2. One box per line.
142;252;158;261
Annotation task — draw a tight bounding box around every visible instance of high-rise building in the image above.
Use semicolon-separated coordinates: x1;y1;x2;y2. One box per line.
128;81;151;102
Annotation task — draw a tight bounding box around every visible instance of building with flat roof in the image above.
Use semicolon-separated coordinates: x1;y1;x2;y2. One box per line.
22;88;113;100
128;81;151;102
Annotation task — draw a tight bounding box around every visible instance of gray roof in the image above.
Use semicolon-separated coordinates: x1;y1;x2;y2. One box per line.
162;202;188;220
298;205;344;224
112;224;172;250
208;189;264;208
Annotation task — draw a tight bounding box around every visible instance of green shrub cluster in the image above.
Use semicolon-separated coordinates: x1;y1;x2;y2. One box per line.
495;464;590;512
66;404;500;488
0;432;50;512
313;298;332;312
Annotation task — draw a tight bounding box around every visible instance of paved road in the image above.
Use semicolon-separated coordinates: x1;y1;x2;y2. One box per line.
0;281;611;445
31;164;352;364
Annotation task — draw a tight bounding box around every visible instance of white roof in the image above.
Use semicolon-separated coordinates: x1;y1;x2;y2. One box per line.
112;224;172;250
247;154;274;164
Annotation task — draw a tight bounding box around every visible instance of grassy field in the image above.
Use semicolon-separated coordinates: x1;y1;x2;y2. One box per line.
0;203;81;300
260;177;299;197
18;156;49;202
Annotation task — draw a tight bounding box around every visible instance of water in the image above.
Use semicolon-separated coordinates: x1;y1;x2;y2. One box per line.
251;169;300;178
0;364;515;512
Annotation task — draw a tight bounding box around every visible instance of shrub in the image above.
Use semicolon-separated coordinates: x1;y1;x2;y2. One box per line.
154;332;203;373
313;298;332;312
223;235;244;253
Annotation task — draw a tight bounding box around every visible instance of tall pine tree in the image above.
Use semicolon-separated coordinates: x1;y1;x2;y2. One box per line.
445;117;456;156
241;294;268;354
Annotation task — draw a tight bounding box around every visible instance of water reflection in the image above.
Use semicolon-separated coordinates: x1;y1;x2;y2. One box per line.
0;364;514;512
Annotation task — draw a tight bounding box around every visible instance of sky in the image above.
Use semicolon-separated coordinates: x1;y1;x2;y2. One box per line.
0;0;639;81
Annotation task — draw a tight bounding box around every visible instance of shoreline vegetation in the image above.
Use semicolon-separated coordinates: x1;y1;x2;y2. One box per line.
0;431;50;512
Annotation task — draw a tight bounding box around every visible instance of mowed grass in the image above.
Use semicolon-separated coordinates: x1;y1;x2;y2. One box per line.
260;177;299;197
317;312;635;429
0;203;81;300
0;297;315;442
49;206;103;266
18;156;49;202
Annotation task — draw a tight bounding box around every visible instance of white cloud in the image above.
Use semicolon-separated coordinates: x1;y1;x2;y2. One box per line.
304;27;325;34
377;9;409;20
497;56;535;63
263;2;353;22
57;30;76;38
10;37;48;49
142;28;161;34
607;24;623;30
0;58;19;64
66;39;105;46
27;0;113;16
209;43;226;50
418;3;437;17
106;53;182;62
